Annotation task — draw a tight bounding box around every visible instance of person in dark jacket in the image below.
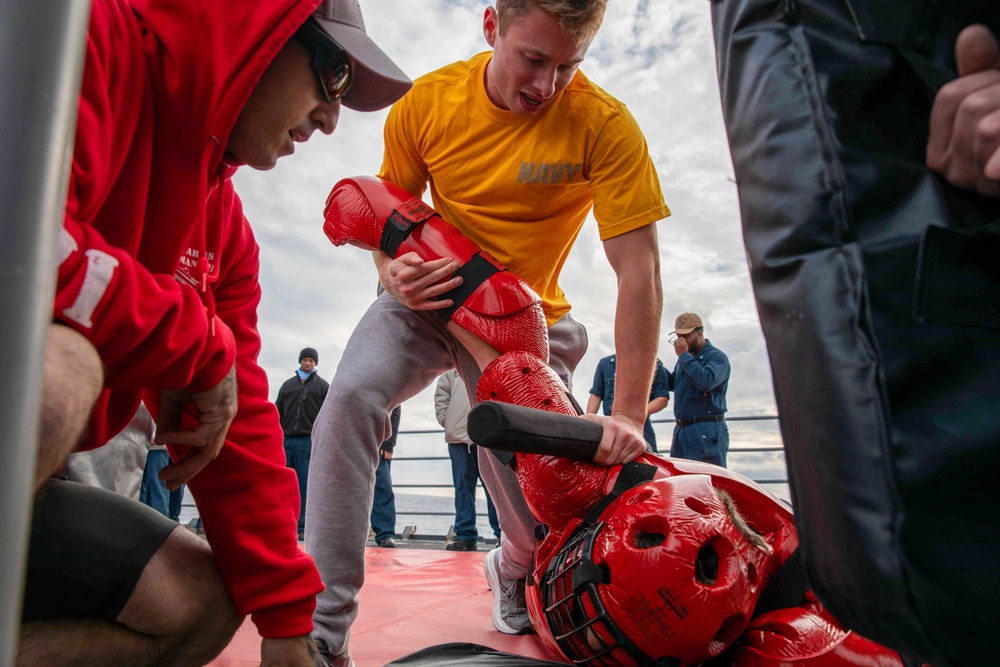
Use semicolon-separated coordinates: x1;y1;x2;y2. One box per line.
370;406;401;547
276;347;330;539
711;4;999;663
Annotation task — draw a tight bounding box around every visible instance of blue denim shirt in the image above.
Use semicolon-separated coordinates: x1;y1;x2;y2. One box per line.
669;340;730;419
589;354;671;445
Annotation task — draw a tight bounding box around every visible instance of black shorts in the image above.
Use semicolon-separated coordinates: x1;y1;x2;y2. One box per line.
22;479;177;622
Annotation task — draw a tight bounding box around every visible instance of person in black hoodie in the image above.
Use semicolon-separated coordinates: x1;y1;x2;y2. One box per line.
276;347;330;539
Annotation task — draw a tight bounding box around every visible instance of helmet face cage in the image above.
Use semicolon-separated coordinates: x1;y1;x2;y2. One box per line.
539;475;766;667
541;522;673;666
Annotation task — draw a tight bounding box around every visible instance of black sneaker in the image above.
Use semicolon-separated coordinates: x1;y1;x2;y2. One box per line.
446;539;477;551
376;537;396;548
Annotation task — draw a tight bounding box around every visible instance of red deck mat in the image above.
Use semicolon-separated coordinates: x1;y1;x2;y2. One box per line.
210;547;566;666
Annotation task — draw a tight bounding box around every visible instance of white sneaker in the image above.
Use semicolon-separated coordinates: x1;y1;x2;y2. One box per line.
483;547;534;635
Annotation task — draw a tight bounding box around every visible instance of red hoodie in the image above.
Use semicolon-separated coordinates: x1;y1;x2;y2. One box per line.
53;0;324;637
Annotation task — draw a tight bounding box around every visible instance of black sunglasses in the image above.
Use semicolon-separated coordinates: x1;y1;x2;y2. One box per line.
293;18;353;103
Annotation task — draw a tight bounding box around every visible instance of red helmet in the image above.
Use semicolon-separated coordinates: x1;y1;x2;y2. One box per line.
533;475;775;666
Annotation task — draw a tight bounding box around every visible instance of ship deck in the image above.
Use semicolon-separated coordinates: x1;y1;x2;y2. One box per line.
212;546;564;666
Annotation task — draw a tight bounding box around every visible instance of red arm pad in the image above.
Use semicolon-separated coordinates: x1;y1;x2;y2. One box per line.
323;176;548;360
734;608;906;667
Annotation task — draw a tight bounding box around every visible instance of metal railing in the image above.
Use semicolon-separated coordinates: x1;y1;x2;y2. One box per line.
180;414;786;536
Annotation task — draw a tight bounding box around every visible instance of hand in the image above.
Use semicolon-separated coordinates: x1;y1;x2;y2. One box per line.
379;251;462;310
381;449;393;461
581;413;647;466
673;336;689;357
926;24;1000;196
260;635;325;667
156;364;237;490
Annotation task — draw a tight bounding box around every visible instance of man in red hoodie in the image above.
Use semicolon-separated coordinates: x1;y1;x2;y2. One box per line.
22;1;410;665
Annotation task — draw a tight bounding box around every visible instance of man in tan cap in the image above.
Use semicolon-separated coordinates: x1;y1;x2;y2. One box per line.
668;313;731;467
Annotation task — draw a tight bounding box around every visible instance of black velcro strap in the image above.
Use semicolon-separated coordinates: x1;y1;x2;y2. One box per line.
583;461;658;525
379;198;437;257
571;560;610;593
753;548;811;618
438;252;504;321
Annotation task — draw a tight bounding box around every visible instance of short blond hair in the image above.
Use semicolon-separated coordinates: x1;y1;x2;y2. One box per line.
495;0;607;43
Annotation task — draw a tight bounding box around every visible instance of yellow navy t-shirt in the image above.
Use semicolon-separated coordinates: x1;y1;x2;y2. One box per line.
378;51;670;325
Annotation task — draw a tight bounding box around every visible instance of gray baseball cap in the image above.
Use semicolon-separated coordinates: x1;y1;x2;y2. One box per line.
312;0;412;112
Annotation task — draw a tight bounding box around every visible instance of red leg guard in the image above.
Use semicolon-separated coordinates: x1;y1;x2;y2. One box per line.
323;176;548;360
476;351;609;528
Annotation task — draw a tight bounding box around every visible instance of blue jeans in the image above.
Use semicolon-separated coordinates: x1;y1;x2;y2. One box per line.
449;443;500;542
370;454;395;542
139;449;171;517
284;435;312;533
671;422;730;468
168;484;184;522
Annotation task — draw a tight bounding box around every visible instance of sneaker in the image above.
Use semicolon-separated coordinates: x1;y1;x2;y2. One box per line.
446;539;477;551
483;547;534;635
376;536;396;548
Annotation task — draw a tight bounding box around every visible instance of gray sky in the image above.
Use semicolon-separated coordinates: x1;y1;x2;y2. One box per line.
233;0;786;493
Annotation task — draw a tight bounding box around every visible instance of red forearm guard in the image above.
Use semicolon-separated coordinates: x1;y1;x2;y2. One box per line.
323;176;548;361
734;608;906;667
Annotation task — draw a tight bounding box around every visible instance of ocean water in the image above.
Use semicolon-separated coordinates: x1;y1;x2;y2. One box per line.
178;419;790;536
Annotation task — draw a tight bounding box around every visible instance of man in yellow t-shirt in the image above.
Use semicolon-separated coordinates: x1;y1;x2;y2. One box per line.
307;1;669;659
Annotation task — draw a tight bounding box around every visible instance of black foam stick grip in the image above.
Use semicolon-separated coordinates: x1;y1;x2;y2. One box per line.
468;402;602;460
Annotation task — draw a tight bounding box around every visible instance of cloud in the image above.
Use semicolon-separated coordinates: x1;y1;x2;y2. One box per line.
235;0;784;488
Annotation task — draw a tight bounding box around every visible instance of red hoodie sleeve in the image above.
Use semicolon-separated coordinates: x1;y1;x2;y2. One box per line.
56;220;236;394
175;183;323;638
56;0;235;395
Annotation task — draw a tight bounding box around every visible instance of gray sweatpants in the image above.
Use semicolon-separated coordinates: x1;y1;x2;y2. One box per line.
306;291;587;655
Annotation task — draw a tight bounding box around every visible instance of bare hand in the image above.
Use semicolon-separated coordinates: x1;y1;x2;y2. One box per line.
379;251;462;310
926;24;1000;196
673;336;689;357
581;413;647;466
381;449;393;461
156;365;237;490
260;635;325;667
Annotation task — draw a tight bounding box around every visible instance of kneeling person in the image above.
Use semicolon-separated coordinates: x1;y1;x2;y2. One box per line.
23;0;410;665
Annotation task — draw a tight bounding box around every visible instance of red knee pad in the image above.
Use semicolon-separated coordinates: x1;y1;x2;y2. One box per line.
323;176;548;360
476;351;608;527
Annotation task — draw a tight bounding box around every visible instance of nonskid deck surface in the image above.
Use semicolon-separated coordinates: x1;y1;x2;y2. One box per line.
212;546;563;666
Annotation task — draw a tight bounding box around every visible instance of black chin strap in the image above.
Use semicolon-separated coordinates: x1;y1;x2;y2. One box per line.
582;461;659;525
752;548;811;618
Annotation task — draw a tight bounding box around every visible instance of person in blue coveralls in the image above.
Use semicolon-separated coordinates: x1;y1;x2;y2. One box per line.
668;313;731;467
586;355;670;452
